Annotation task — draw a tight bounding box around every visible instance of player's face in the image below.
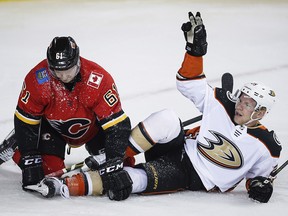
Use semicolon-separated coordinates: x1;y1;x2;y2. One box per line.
234;93;257;125
54;65;78;83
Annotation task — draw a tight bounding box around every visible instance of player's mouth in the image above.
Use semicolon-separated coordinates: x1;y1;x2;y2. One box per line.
235;111;242;117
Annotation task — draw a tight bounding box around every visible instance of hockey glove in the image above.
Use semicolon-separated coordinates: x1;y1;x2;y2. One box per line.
99;157;133;201
181;11;207;56
20;153;44;189
247;176;273;203
82;154;106;172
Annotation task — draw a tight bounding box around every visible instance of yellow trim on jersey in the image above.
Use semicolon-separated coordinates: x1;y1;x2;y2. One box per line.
15;110;41;125
102;113;127;130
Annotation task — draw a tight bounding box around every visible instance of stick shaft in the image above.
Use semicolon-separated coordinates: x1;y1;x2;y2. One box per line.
270;159;288;178
45;161;84;177
182;115;202;127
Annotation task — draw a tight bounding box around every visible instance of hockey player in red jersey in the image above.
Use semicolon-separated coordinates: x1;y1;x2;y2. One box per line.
9;36;132;200
26;12;281;203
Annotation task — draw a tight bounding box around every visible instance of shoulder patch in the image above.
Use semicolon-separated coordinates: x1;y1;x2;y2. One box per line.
35;68;50;84
87;72;103;89
273;131;281;146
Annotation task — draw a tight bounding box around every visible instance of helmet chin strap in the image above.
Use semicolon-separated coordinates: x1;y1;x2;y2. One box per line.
244;111;262;126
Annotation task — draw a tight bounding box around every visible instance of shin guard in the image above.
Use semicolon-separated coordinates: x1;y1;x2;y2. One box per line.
140;156;186;194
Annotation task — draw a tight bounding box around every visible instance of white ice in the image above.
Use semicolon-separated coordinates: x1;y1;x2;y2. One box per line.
0;0;288;215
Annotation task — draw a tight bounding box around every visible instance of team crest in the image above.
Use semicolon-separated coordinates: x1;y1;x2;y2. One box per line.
87;72;103;89
47;118;91;139
197;130;243;169
269;90;276;97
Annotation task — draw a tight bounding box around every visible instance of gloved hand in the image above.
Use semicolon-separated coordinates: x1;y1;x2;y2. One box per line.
20;153;44;189
99;157;133;201
247;176;273;203
181;11;207;56
82;153;106;172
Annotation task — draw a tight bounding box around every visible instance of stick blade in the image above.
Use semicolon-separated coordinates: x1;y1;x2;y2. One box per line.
221;72;234;93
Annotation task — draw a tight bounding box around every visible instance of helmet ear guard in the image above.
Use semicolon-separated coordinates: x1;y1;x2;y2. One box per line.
47;36;80;71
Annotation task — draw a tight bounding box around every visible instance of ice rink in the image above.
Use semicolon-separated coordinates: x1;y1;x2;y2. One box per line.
1;0;288;215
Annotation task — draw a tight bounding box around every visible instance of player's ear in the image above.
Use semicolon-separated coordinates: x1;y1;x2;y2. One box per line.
256;107;267;119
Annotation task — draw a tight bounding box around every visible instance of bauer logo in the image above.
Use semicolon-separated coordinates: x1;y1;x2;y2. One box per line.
87;72;103;89
36;68;49;84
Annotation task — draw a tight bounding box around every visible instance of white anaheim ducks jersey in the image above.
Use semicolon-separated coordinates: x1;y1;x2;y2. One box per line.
177;78;282;192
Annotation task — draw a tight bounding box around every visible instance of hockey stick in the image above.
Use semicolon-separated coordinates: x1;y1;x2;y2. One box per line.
0;129;17;165
182;72;234;127
221;72;234;92
0;129;16;150
45;153;107;177
182;115;202;127
269;159;288;179
258;160;288;187
45;161;85;178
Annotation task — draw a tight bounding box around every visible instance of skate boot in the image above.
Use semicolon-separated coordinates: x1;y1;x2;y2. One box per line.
41;177;70;198
26;177;70;198
0;130;17;165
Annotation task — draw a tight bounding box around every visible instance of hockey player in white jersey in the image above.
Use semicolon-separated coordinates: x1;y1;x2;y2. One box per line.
31;11;281;203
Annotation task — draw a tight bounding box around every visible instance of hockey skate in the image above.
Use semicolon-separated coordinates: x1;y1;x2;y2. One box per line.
25;177;70;198
0;129;17;165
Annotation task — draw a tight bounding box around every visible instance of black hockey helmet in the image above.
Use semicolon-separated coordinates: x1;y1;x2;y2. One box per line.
47;36;79;71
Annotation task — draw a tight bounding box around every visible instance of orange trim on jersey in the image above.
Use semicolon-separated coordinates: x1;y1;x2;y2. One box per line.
185;126;200;138
178;53;203;79
102;113;127;130
125;146;138;158
257;125;267;130
15;110;41;125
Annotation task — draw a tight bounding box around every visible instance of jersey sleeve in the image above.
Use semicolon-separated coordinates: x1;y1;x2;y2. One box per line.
91;70;127;126
245;129;282;179
177;53;204;79
245;155;279;180
176;53;212;113
14;66;49;154
91;69;131;159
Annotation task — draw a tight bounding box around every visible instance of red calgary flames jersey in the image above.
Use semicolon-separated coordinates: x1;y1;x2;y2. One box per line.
15;57;126;147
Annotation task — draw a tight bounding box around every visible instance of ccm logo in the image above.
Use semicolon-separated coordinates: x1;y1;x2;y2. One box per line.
24;157;42;166
99;162;123;175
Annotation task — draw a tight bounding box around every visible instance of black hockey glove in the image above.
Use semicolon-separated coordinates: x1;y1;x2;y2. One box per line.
248;176;273;203
82;154;106;171
181;11;207;56
99;157;133;201
20;153;44;190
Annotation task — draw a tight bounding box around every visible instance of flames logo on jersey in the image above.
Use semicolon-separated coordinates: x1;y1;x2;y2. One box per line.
197;130;243;169
48;118;91;139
